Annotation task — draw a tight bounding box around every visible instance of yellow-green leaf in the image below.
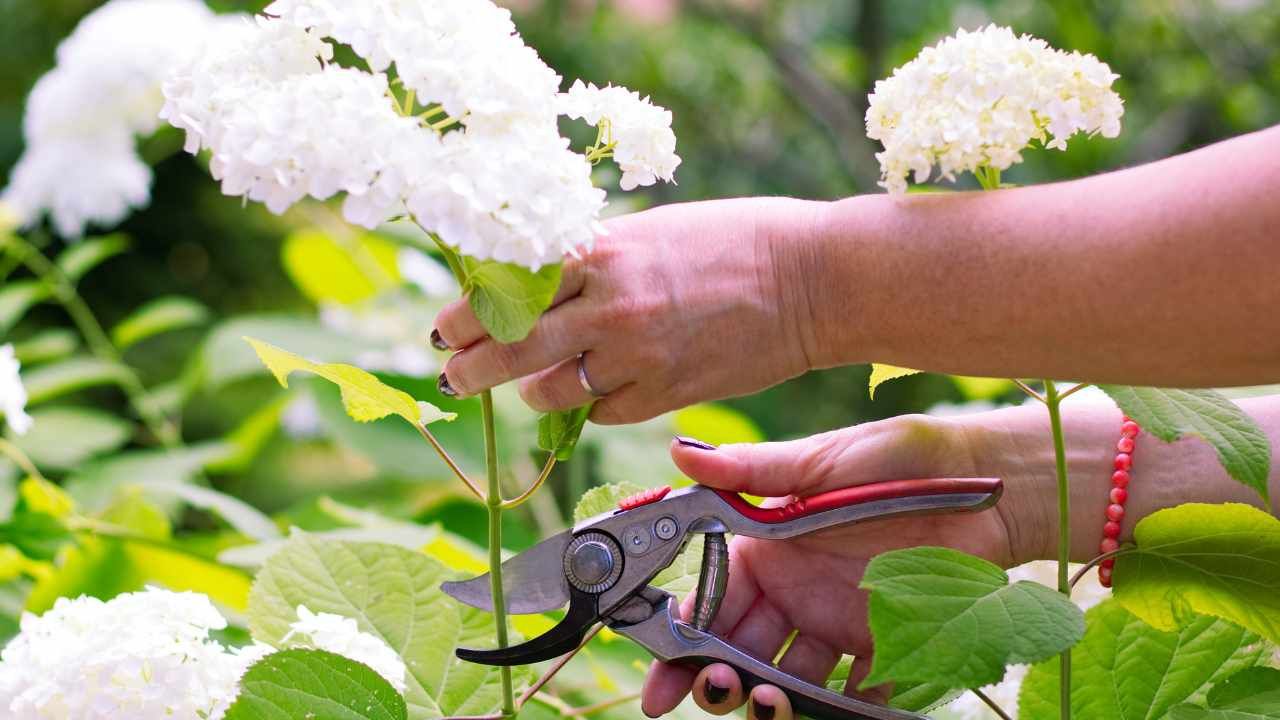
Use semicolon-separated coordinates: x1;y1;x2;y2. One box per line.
1113;503;1280;644
673;403;765;445
245;337;454;426
869;364;921;399
282;229;401;306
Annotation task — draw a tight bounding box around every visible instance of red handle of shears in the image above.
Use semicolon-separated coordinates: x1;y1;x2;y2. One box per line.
713;477;1003;524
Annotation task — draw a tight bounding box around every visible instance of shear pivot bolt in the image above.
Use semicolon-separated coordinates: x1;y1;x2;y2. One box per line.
564;532;624;593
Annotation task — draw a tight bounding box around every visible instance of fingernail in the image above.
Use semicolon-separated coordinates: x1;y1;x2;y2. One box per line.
437;372;457;397
430;328;449;351
675;436;717;451
704;678;729;705
752;701;776;720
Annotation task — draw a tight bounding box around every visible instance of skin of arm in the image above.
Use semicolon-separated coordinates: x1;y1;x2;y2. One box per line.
786;124;1280;386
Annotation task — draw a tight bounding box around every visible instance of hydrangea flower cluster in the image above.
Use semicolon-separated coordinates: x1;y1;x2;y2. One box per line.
0;344;32;436
559;80;682;191
0;589;406;719
0;0;227;236
160;0;680;269
866;25;1124;194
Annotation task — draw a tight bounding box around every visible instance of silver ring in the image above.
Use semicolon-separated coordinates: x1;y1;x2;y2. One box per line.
577;353;605;398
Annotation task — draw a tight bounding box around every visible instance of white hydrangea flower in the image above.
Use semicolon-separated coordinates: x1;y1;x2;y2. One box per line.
0;0;223;236
866;24;1124;194
0;344;33;436
319;297;437;377
285;605;407;692
0;589;254;720
559;80;682;190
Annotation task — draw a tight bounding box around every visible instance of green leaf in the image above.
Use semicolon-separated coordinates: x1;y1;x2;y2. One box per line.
201;315;363;389
859;546;1084;689
12;407;131;471
21;357;132;405
139;482;280;541
825;658;961;713
0;512;69;561
65;442;233;512
868;364;920;399
573;482;642;523
111;295;210;349
1169;667;1280;719
225;648;407;720
538;405;592;461
1100;386;1272;503
12;329;78;365
1019;600;1270;720
55;234;129;283
281;229;401;306
246;337;455;427
1113;503;1280;644
0;280;49;334
247;534;524;720
462;259;561;343
672;403;765;445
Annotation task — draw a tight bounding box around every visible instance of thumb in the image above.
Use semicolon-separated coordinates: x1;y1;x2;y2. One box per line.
670;434;840;499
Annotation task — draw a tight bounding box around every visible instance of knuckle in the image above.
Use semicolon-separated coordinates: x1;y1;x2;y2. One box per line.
486;341;522;379
522;376;566;412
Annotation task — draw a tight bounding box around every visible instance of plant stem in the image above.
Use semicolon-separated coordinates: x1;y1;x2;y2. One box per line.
1068;547;1130;589
972;688;1014;720
1013;379;1046;404
1043;379;1072;720
414;423;484;500
481;390;515;716
501;454;556;510
0;437;47;482
4;235;178;446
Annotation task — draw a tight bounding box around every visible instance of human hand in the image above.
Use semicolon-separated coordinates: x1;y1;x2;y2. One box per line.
431;198;826;424
640;410;1070;720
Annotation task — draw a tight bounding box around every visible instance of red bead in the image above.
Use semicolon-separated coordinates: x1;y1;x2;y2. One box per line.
1121;421;1140;438
1110;487;1129;505
1100;538;1120;554
1106;503;1126;522
1100;558;1116;570
1112;470;1130;488
1103;521;1122;538
1117;437;1135;453
1099;566;1113;586
1114;453;1132;471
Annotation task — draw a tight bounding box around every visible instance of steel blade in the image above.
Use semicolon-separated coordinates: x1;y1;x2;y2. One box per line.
441;530;572;614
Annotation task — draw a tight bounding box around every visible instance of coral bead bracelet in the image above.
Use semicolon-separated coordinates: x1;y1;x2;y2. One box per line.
1097;417;1140;587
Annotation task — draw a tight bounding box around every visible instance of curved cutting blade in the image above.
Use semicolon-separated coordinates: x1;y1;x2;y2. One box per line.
441;530;572;614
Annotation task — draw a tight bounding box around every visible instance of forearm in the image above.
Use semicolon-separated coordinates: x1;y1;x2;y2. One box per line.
797;125;1280;386
969;394;1280;564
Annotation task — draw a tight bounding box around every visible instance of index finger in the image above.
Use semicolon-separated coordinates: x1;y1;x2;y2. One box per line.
431;256;588;350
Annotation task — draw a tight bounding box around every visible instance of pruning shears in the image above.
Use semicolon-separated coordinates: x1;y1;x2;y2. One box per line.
442;477;1004;720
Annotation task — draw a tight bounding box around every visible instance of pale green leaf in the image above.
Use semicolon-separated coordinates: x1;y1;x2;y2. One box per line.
65;442;233;512
201;315;362;389
0;280;48;334
225;649;407;720
21;357;132;404
672;403;765;445
12;329;78;365
650;534;704;596
111;295;210;349
1100;386;1271;502
245;337;454;426
12;407;131;470
859;546;1084;688
56;234;129;283
868;364;920;399
538;405;592;461
462;259;561;343
1113;503;1280;644
1169;667;1280;719
248;534;526;720
1019;599;1269;720
573;482;642;523
139;482;280;541
282;229;400;305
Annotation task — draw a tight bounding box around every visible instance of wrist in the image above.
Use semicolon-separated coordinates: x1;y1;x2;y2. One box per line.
754;196;839;373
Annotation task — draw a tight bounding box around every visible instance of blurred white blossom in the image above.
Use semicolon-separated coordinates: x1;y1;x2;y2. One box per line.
319;298;436;376
559;80;682;190
285;605;407;692
0;344;32;436
866;25;1124;194
398;247;459;297
1;0;224;236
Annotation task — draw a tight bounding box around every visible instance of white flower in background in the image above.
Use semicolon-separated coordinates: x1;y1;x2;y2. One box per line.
0;344;33;436
866;24;1124;194
285;606;407;692
398;247;460;298
0;0;223;236
946;560;1110;719
559;80;682;190
319;298;437;376
0;589;253;719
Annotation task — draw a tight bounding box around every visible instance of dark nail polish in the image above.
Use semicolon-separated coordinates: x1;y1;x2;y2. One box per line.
704;678;729;705
675;436;717;451
437;373;457;397
752;701;776;720
430;328;449;351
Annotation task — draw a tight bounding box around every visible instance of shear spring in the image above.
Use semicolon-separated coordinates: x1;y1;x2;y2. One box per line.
692;532;729;631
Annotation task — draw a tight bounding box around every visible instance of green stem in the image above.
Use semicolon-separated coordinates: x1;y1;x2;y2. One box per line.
482;390;515;716
1043;379;1072;720
4;235;178;446
0;437;46;482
